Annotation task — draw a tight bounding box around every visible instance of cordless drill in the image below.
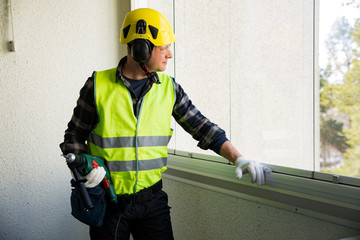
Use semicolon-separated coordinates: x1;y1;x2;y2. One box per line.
63;153;118;206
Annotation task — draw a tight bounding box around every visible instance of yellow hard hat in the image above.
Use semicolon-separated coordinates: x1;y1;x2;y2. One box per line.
120;8;176;46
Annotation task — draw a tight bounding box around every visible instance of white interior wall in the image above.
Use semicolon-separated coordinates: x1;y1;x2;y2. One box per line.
0;1;129;239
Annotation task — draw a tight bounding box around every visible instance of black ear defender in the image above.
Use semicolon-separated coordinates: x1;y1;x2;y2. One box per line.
130;20;154;63
130;39;153;63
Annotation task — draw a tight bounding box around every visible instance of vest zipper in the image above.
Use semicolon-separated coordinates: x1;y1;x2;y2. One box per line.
133;94;146;194
134;80;154;118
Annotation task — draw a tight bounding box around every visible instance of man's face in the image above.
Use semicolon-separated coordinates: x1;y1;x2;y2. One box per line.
146;44;173;72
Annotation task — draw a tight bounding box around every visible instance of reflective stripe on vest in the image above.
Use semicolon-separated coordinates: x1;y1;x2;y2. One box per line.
87;68;175;195
88;132;172;149
106;157;167;172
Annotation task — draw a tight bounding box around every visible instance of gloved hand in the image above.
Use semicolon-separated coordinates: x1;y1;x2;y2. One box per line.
73;166;106;188
235;157;271;186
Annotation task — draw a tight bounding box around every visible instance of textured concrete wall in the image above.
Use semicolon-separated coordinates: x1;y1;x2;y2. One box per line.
0;1;129;239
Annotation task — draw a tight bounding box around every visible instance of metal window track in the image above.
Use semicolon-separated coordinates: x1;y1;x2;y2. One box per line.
165;149;360;230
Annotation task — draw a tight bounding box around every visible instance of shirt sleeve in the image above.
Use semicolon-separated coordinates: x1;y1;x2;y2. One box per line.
59;76;98;154
171;78;229;155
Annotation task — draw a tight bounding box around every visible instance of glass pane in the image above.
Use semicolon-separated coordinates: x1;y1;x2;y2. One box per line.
149;0;315;169
319;0;360;177
147;0;359;178
228;0;314;170
150;0;231;156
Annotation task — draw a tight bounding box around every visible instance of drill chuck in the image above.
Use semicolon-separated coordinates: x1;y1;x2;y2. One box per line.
63;153;82;166
64;153;76;163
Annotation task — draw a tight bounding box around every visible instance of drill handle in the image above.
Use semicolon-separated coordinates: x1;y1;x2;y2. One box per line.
63;153;94;211
71;167;94;211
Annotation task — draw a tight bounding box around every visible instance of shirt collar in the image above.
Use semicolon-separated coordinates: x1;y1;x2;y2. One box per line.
116;56;132;89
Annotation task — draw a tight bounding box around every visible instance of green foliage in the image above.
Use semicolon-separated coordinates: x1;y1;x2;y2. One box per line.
352;19;360;48
320;15;360;177
338;58;360;159
320;118;349;153
319;68;335;113
324;154;360;177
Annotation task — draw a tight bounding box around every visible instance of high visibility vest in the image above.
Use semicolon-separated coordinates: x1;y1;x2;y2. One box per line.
87;68;176;195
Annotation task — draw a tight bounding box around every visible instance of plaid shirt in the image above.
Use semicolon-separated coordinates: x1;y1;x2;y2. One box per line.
60;57;228;155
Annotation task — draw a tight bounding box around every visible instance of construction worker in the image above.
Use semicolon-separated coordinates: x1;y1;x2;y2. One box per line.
60;8;270;240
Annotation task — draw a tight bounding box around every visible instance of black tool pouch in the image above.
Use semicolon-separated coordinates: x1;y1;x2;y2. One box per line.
70;181;106;227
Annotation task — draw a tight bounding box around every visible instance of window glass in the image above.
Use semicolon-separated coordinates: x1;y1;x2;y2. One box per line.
319;0;360;177
162;0;315;171
144;0;360;178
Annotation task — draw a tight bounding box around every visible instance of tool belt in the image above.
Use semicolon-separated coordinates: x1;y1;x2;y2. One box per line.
70;182;107;227
117;180;163;206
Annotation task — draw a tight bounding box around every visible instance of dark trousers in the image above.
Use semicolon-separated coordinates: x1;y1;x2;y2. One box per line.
90;181;174;240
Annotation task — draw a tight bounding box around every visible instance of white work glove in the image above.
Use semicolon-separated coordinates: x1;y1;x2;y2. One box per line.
73;167;106;188
235;157;271;186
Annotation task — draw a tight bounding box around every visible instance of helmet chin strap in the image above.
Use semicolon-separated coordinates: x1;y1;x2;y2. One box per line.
139;62;160;84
